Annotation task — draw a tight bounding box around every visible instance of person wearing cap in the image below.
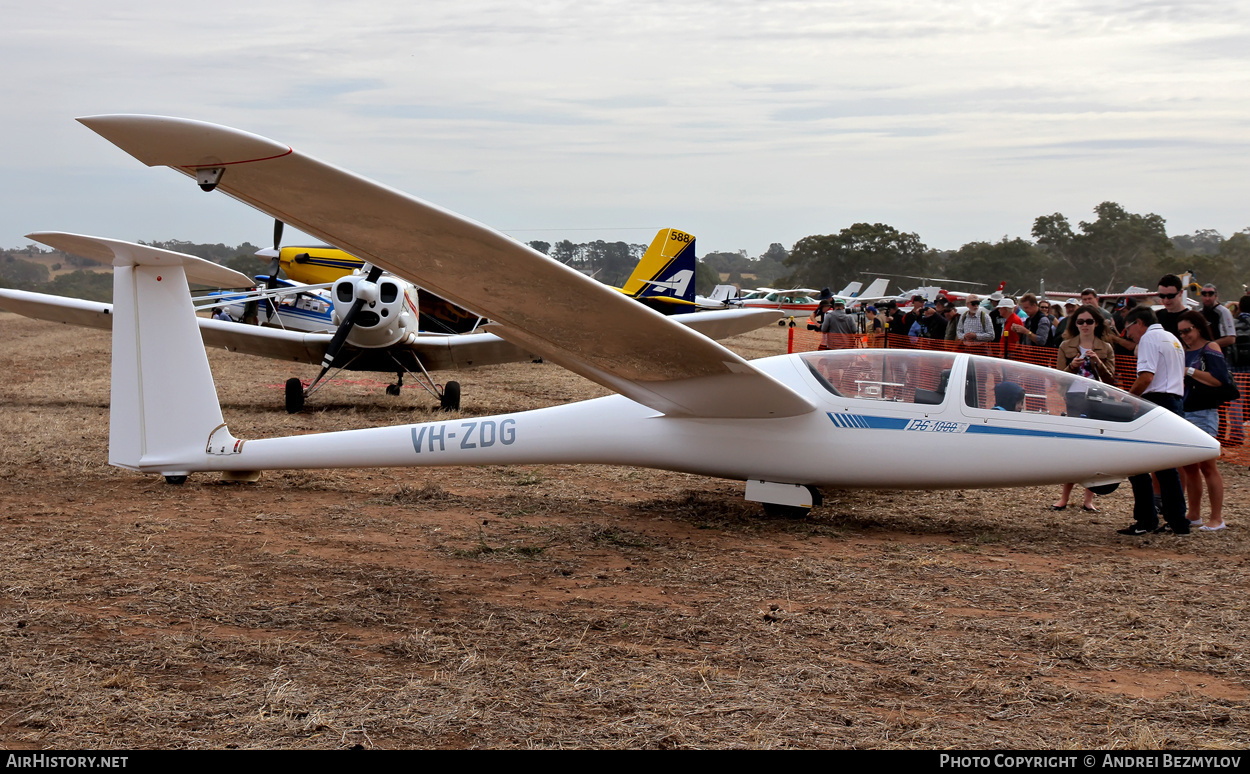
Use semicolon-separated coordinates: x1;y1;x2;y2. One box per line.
993;297;1023;347
993;381;1025;411
942;304;961;341
820;299;858;348
863;304;885;346
1052;298;1080;341
956;294;994;343
902;295;927;337
922;302;948;338
1198;283;1236;350
908;303;934;338
885;300;906;336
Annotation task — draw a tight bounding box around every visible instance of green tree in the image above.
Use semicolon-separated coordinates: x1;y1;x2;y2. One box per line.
1172;229;1224;256
944;237;1046;296
784;223;927;290
694;260;720;294
0;255;51;288
1032;202;1172;291
224;253;269;280
527;240;551;255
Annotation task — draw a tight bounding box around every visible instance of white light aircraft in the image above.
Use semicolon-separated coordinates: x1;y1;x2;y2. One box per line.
59;114;1219;515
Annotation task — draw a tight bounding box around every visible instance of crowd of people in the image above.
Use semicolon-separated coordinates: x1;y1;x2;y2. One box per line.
807;276;1250;536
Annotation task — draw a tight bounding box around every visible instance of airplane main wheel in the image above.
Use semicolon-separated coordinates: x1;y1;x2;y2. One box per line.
164;475;188;486
762;503;810;519
440;381;461;412
386;384;402;396
285;378;305;414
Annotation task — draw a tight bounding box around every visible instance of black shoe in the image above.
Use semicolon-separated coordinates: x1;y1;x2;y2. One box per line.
1118;524;1152;536
1154;524;1191;535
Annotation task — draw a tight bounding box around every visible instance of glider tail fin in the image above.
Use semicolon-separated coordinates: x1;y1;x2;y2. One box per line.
618;228;697;305
836;280;862;298
859;278;889;300
109;259;225;475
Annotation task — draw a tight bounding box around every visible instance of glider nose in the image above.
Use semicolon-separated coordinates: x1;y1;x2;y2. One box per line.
1153;405;1223;468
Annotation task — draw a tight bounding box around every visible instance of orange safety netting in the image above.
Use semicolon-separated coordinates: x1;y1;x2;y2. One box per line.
788;327;1250;465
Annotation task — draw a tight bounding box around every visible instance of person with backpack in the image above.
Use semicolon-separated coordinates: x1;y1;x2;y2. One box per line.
956;294;994;344
1012;293;1054;347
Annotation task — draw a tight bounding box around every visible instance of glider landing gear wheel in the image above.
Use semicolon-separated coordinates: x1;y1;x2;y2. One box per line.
386;384;402;396
777;319;787;327
164;475;188;486
440;381;461;412
762;503;809;519
285;378;305;414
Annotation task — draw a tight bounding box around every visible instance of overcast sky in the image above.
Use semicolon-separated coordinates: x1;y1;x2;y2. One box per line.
5;0;1249;258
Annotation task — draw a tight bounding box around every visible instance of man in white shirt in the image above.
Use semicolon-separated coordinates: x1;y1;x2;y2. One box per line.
1119;307;1189;536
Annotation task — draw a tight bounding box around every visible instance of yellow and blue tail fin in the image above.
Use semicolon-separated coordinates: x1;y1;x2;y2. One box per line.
618;228;697;312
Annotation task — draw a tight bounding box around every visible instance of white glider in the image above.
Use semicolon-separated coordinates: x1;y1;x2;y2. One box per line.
71;115;1219;513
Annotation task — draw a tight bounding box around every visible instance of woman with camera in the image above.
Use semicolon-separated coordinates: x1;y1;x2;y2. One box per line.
1051;305;1116;511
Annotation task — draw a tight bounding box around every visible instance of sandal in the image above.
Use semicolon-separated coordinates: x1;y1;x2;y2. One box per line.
1082;505;1099;513
1051;504;1068;511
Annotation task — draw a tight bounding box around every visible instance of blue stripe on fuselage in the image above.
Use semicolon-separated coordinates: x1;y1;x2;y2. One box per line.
825;412;1207;448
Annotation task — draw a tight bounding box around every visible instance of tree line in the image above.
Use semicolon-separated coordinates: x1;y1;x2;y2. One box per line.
4;203;1248;305
785;202;1250;299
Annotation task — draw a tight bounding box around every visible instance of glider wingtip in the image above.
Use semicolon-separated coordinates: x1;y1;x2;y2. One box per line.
76;114;291;168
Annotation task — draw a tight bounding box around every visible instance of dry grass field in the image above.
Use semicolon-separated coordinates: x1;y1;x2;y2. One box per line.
0;313;1247;749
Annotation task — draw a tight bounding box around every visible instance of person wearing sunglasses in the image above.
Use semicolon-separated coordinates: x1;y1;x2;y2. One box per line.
1155;274;1188;336
1177;311;1231;532
1052;305;1116;512
1198;283;1236;351
1119;306;1190;535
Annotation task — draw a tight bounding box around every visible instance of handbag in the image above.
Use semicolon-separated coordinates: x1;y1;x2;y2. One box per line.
1184;346;1241;412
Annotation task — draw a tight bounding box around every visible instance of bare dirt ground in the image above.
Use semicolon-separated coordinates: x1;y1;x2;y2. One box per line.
1;313;1247;749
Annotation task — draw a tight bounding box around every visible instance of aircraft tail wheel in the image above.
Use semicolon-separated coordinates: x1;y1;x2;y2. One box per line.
386;384;402;396
285;378;305;413
777;319;786;327
440;381;461;411
164;475;188;485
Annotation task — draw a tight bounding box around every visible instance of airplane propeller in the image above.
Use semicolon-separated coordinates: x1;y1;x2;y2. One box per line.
286;264;385;412
263;220;286;316
243;219;286;325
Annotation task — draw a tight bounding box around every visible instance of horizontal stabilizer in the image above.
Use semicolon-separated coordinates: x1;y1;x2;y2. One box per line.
28;232;253;288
